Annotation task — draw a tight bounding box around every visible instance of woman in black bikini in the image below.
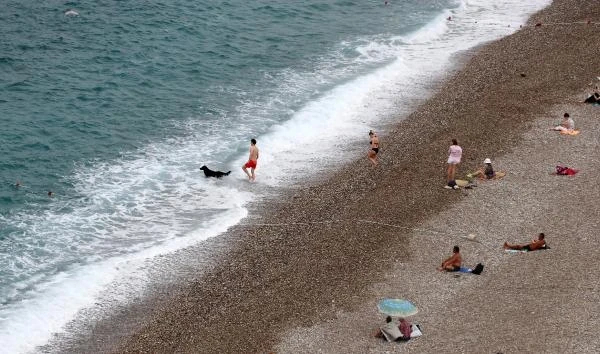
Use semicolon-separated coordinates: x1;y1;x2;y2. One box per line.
368;130;380;166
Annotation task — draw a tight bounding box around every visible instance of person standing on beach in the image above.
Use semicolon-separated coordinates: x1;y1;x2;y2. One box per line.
368;130;380;166
242;138;259;181
446;139;462;185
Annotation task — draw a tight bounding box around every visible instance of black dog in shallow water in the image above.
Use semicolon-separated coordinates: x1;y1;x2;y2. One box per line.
200;165;231;178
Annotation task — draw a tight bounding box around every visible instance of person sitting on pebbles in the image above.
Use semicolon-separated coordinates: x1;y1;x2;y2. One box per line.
437;245;462;272
550;113;575;133
374;316;412;342
468;158;495;180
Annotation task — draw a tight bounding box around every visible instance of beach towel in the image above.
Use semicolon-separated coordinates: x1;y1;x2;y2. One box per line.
455;179;470;187
410;324;423;338
505;249;529;253
493;171;506;179
504;245;549;253
466;171;506;181
560;129;580;136
454;179;480;189
455;264;483;274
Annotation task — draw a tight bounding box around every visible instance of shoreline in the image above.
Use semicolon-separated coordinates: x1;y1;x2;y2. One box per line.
49;0;600;352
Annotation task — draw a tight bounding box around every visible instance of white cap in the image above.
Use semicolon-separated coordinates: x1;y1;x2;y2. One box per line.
484;158;492;164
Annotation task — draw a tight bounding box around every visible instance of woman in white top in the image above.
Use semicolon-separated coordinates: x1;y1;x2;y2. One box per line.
447;139;462;184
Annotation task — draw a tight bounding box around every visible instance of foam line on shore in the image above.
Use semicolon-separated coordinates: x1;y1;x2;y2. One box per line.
42;0;600;352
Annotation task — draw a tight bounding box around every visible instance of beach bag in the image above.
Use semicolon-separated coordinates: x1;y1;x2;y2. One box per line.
555;165;568;175
410;324;423;338
471;263;484;275
555;165;578;175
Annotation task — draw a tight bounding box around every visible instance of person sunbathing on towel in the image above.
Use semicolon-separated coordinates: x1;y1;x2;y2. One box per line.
437;246;462;271
504;233;546;251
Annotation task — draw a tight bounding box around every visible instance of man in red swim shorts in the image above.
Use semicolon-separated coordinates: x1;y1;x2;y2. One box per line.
242;138;259;181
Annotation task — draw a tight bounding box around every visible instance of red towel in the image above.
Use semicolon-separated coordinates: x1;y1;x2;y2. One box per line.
556;165;578;175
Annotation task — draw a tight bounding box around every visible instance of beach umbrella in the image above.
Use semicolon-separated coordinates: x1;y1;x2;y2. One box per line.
377;299;418;317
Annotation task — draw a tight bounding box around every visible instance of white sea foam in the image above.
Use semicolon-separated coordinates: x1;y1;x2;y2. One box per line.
249;0;551;187
64;9;79;17
0;0;551;352
0;136;251;353
0;201;247;353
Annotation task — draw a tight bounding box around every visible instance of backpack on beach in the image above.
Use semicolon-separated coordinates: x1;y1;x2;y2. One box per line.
555;165;577;175
471;263;484;275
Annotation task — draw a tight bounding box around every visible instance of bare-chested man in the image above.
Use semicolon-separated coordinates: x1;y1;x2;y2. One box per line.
242;138;259;181
437;245;462;272
504;233;546;251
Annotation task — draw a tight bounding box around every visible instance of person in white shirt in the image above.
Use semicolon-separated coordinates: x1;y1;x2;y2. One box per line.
446;139;462;185
551;112;574;132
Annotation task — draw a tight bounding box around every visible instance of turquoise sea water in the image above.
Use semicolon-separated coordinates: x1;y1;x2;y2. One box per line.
0;0;550;352
0;0;440;206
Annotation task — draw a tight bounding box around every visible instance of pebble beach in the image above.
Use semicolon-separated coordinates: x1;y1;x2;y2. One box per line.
50;0;600;352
